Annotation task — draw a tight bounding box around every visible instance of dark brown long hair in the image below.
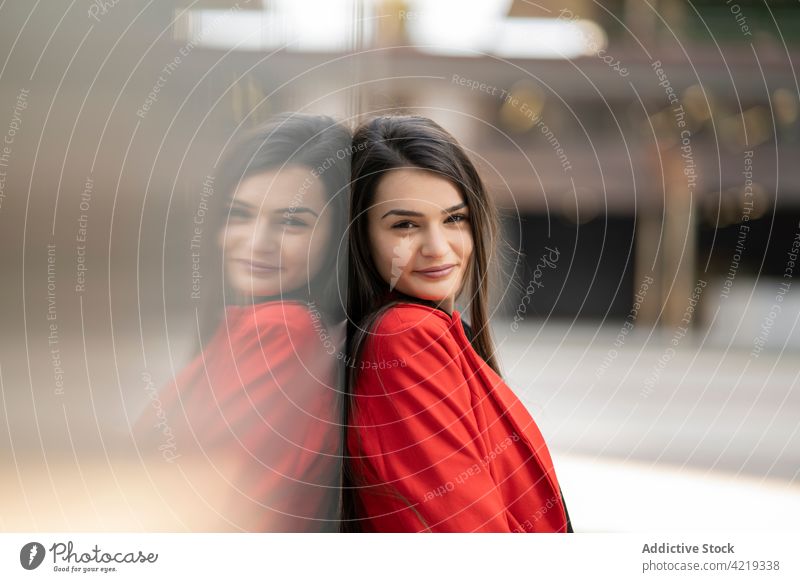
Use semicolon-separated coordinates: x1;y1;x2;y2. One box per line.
341;115;502;531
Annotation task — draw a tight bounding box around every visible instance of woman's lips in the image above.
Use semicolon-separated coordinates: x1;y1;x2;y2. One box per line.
235;259;283;274
414;264;456;279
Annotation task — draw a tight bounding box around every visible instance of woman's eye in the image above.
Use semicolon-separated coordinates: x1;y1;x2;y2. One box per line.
447;213;469;224
392;221;417;230
226;206;250;219
280;217;309;227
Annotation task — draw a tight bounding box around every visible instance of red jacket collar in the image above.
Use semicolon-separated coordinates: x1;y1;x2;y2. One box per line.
379;290;458;322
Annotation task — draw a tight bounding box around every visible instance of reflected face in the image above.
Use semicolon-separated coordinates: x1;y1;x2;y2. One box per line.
218;166;332;299
367;168;473;313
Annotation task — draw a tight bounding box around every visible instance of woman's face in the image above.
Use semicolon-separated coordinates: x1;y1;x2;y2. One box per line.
367;168;473;313
219;165;332;299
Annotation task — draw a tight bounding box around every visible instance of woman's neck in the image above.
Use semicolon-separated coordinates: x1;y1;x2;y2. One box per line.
381;289;455;317
435;297;454;315
227;289;307;306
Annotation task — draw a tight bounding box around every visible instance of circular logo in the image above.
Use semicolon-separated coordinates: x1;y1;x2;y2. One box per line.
20;542;46;570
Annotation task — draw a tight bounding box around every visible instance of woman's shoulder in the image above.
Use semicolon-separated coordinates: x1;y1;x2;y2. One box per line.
227;300;319;328
372;301;455;336
362;302;461;364
222;300;334;349
356;303;468;397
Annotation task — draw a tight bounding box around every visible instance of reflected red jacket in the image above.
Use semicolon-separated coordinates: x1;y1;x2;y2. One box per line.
135;300;342;531
347;302;570;532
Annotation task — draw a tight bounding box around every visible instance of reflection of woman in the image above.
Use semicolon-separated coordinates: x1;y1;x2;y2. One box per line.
135;114;350;532
343;115;572;532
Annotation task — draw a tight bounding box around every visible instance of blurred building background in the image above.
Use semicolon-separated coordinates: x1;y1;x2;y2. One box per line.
0;0;798;531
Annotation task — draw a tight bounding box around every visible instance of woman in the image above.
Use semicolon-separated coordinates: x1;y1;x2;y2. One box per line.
134;113;349;532
343;115;572;533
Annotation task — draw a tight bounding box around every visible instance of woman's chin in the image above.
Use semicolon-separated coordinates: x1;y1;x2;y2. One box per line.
229;275;308;299
231;284;282;299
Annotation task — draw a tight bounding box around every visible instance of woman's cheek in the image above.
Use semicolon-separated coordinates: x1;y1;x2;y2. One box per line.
368;229;402;285
222;224;250;252
299;232;324;278
390;236;414;274
218;226;235;254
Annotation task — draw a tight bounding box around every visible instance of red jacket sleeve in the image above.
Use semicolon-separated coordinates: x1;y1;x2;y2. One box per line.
223;303;342;531
222;304;339;450
134;302;342;532
351;310;513;532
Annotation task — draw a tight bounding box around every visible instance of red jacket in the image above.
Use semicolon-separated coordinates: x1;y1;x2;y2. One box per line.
134;301;342;531
347;302;570;532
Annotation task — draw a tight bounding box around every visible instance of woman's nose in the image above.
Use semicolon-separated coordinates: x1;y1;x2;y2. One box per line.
248;220;280;253
420;225;449;258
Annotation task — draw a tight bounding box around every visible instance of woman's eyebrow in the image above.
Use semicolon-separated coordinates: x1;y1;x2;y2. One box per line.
229;198;253;208
381;202;467;219
228;200;320;218
275;206;319;217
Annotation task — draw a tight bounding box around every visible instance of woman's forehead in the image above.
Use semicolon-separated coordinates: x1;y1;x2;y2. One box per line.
372;168;464;210
233;166;325;210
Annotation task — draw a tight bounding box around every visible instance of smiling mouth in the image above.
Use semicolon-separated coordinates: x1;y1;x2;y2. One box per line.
235;259;283;273
414;264;456;279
